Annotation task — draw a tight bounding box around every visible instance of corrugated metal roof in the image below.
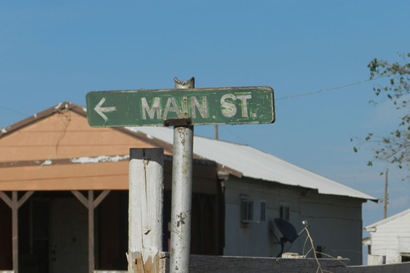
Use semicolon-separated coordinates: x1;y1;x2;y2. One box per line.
126;126;376;201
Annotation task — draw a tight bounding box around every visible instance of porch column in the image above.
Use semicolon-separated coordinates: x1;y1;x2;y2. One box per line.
72;190;110;273
0;191;34;273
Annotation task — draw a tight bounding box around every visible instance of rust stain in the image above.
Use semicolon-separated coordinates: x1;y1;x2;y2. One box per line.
177;212;186;227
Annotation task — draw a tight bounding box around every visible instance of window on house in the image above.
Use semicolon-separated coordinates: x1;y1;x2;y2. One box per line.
260;201;266;222
241;197;266;223
280;204;290;221
253;200;267;223
240;197;254;223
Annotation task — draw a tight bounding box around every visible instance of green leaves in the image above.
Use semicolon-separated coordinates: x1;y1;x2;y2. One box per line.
367;161;373;166
365;133;373;141
354;53;409;180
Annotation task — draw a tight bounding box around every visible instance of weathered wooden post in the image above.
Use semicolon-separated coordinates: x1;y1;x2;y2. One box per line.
128;148;165;273
0;191;34;273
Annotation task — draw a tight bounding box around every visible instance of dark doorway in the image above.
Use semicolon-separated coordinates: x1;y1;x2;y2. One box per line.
95;191;128;270
402;254;410;262
19;195;50;273
0;198;11;270
18;191;88;273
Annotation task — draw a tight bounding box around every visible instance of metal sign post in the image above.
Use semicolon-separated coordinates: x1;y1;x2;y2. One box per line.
85;79;275;273
169;77;195;273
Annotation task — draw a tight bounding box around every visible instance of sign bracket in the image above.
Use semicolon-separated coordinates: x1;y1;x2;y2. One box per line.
164;118;192;127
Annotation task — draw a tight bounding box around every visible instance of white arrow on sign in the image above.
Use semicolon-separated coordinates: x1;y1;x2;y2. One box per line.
94;97;117;121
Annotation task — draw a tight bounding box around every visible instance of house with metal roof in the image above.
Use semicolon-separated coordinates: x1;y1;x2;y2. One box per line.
0;102;375;273
364;208;410;265
129;127;376;265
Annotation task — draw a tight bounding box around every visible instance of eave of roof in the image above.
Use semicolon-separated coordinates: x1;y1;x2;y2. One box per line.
0;154;216;168
0;101;81;138
365;208;410;230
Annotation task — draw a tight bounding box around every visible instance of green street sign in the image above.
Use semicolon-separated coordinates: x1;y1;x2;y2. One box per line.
86;86;275;127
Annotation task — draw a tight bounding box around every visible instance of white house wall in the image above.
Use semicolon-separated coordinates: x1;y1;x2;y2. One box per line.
368;212;410;264
223;177;363;265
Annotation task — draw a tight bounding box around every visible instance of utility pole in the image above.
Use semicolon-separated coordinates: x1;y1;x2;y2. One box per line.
384;168;388;219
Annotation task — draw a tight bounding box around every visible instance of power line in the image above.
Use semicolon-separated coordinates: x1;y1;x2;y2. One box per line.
0;105;27;116
276;77;384;101
0;76;387;119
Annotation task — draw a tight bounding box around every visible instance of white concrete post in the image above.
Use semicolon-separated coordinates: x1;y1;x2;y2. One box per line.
128;148;165;273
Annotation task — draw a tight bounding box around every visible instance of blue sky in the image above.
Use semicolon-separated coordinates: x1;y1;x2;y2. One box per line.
1;0;409;263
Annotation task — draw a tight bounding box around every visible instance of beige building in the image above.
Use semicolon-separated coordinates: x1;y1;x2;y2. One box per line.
0;102;222;273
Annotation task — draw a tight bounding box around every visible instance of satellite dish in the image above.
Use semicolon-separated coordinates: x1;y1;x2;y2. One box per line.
274;218;298;242
274;218;298;257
